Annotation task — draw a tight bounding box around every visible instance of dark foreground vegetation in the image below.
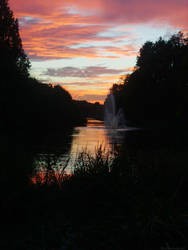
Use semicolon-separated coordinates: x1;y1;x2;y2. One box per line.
1;131;188;250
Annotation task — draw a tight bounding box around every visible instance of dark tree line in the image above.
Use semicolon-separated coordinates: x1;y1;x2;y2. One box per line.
0;0;103;144
74;100;104;121
109;32;188;128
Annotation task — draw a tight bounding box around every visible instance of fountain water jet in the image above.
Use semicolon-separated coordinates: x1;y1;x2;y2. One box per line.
104;91;126;129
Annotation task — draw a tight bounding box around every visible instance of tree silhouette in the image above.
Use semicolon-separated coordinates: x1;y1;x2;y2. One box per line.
0;0;98;134
109;32;188;128
0;0;30;78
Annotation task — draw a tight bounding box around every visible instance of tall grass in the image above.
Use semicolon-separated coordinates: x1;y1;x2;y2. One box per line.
31;145;114;186
25;144;188;249
31;153;71;187
73;145;114;176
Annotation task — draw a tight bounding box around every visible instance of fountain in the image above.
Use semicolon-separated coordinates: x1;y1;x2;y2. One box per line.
104;91;126;129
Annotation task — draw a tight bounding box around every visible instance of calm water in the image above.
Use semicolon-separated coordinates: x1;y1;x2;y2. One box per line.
34;118;129;174
63;118;129;171
32;118;188;180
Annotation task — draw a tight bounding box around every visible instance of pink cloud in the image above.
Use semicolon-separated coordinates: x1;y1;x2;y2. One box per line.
8;0;188;61
10;0;188;28
101;45;138;57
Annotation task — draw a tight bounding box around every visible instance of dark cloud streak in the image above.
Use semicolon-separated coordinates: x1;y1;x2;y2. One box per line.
44;66;125;78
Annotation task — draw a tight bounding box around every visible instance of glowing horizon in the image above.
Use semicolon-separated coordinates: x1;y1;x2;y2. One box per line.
10;0;188;103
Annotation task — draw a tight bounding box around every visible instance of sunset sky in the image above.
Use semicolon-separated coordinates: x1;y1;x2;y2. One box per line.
10;0;188;103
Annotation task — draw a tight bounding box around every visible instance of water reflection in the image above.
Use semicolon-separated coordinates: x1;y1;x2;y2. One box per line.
67;119;137;168
70;119;134;155
32;118;148;179
33;118;128;175
70;119;109;154
2;118;188;187
64;119;113;172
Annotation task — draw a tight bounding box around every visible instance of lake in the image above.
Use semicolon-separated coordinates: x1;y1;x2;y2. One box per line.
34;117;188;179
33;118;129;176
70;118;127;154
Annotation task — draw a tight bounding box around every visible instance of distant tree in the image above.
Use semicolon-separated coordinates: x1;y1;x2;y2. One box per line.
0;0;30;78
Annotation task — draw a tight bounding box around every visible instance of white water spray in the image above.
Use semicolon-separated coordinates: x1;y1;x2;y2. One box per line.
104;91;126;129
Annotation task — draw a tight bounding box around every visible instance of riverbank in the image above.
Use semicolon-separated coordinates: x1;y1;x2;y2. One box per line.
1;129;188;249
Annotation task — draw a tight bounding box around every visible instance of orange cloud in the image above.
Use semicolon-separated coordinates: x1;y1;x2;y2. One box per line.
65;88;108;104
54;71;130;103
10;0;188;28
8;0;188;104
18;21;130;60
9;0;188;61
101;45;138;57
43;65;136;103
182;29;188;38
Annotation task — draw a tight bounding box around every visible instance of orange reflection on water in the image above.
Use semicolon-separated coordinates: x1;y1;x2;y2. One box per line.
70;119;110;156
31;170;72;185
31;119;115;184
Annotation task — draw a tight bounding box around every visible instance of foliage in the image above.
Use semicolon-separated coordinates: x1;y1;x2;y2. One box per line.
73;145;113;176
0;0;30;78
32;152;70;187
74;100;104;121
0;1;89;137
109;32;188;127
1;137;188;249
